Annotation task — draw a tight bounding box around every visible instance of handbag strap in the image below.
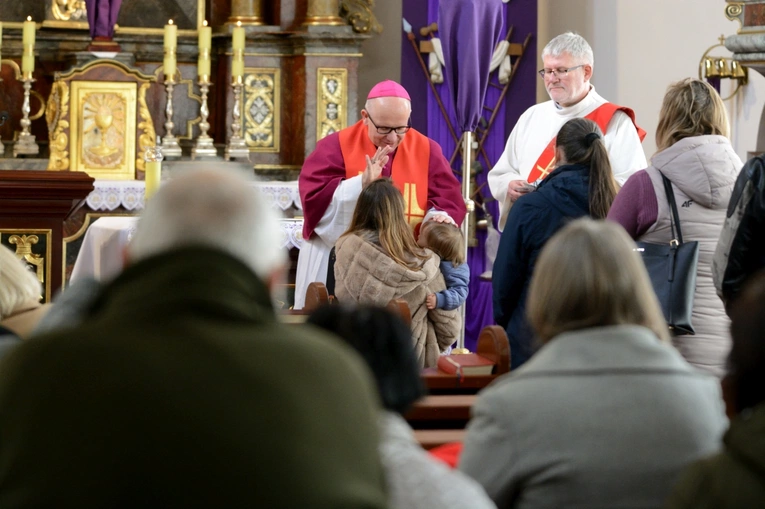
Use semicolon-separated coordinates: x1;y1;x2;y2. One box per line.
659;172;684;245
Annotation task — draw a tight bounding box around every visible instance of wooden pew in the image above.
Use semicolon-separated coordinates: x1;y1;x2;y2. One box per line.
422;325;511;394
413;429;467;450
404;394;476;430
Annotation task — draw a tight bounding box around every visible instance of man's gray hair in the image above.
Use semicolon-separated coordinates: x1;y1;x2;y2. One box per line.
0;244;42;320
542;32;594;67
128;167;286;282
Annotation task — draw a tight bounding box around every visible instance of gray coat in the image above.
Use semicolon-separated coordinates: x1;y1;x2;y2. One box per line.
459;325;727;509
640;135;742;376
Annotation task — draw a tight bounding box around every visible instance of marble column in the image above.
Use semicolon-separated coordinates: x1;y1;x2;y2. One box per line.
304;0;344;26
229;0;264;25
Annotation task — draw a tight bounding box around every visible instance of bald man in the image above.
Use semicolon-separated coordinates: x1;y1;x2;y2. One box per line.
295;80;466;309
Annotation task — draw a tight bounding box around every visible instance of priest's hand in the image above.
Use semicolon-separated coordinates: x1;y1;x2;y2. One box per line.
362;145;392;187
507;179;534;202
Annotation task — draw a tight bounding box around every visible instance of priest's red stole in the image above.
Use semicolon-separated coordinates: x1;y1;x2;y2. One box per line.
526;103;647;183
339;121;430;227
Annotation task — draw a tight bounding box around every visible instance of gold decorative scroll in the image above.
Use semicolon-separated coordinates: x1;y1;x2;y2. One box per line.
47;81;71;171
340;0;382;34
70;81;137;180
243;68;281;152
136;82;156;172
51;0;88;22
1;230;53;303
316;68;348;141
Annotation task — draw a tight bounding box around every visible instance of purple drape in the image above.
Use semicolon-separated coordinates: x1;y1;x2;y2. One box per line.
85;0;122;39
403;0;537;351
438;0;504;132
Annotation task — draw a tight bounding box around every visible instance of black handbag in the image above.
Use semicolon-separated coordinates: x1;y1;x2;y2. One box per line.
635;174;699;335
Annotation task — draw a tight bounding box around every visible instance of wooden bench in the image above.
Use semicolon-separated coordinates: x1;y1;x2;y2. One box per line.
404;394;477;430
422;325;511;394
413;429;466;450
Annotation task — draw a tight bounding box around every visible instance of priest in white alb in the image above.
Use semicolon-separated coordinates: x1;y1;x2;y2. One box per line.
489;32;647;230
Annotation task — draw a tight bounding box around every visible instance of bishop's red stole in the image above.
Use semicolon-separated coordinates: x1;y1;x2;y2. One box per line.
339;121;430;228
526;103;647;183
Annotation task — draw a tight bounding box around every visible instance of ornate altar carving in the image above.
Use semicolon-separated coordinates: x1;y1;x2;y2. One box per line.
340;0;382;34
46;60;157;180
317;68;348;141
243;68;280;152
0;230;53;303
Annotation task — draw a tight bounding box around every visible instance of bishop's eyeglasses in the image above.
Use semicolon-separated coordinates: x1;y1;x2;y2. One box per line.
537;64;586;78
366;112;411;135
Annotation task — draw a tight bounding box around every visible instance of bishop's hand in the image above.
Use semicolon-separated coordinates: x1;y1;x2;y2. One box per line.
362;145;392;188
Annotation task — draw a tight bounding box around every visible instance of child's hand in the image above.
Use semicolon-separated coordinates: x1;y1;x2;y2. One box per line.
426;293;437;310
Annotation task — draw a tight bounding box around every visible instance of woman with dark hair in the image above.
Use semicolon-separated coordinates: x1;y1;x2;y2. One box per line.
493;117;618;368
462;219;726;509
609;78;742;377
307;305;496;509
333;179;460;367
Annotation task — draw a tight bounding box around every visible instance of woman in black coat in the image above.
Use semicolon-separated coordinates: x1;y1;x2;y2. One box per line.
493;117;619;368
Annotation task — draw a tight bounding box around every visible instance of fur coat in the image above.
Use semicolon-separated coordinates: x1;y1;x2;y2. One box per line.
334;233;461;367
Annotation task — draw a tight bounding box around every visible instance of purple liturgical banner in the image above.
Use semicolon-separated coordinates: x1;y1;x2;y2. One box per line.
438;0;504;132
85;0;123;39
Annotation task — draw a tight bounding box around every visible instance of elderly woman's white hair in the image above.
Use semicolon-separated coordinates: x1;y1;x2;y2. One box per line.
542;32;594;67
127;166;286;282
0;244;42;321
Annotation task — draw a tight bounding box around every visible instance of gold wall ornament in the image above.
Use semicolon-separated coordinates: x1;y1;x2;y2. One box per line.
229;0;265;25
51;0;87;22
136;82;156;172
726;3;744;31
1;230;53;303
317;68;348;141
70;81;137;180
340;0;382;34
47;81;71;171
243;68;280;152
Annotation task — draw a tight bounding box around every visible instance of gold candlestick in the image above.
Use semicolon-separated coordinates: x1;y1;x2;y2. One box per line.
161;74;182;158
13;73;39;157
224;76;249;161
192;79;217;159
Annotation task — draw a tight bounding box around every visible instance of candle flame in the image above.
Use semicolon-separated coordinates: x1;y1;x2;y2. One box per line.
203;20;208;27
236;21;242;27
26;16;32;21
168;19;174;25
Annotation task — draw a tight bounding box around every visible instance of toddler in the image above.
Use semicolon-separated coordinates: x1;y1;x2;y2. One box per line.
418;220;469;311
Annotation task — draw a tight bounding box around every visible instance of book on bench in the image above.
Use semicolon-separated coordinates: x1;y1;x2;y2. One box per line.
437;353;495;376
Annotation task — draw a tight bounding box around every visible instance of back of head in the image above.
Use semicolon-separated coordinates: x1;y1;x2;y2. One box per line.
0;244;42;320
728;270;765;412
555;117;617;219
307;304;425;414
345;179;426;268
128;167;286;282
420;221;465;266
527;218;669;343
542;32;594;67
655;78;729;152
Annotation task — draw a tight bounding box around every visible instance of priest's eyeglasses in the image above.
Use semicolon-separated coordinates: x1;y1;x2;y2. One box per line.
366;113;411;135
538;65;586;78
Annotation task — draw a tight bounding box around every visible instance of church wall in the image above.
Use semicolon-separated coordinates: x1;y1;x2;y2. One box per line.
357;0;403;102
538;0;761;162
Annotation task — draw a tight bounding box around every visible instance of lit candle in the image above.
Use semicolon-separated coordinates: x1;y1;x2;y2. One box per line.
144;161;162;200
231;21;244;79
22;16;35;46
198;20;211;80
163;19;177;80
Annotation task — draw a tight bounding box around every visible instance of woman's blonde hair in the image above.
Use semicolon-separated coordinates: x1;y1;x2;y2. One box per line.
655;78;729;153
0;244;42;320
343;179;429;269
527;219;669;343
419;221;465;266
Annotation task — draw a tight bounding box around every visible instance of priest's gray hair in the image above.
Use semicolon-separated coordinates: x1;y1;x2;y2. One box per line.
542;32;594;67
128;167;286;282
0;244;42;320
